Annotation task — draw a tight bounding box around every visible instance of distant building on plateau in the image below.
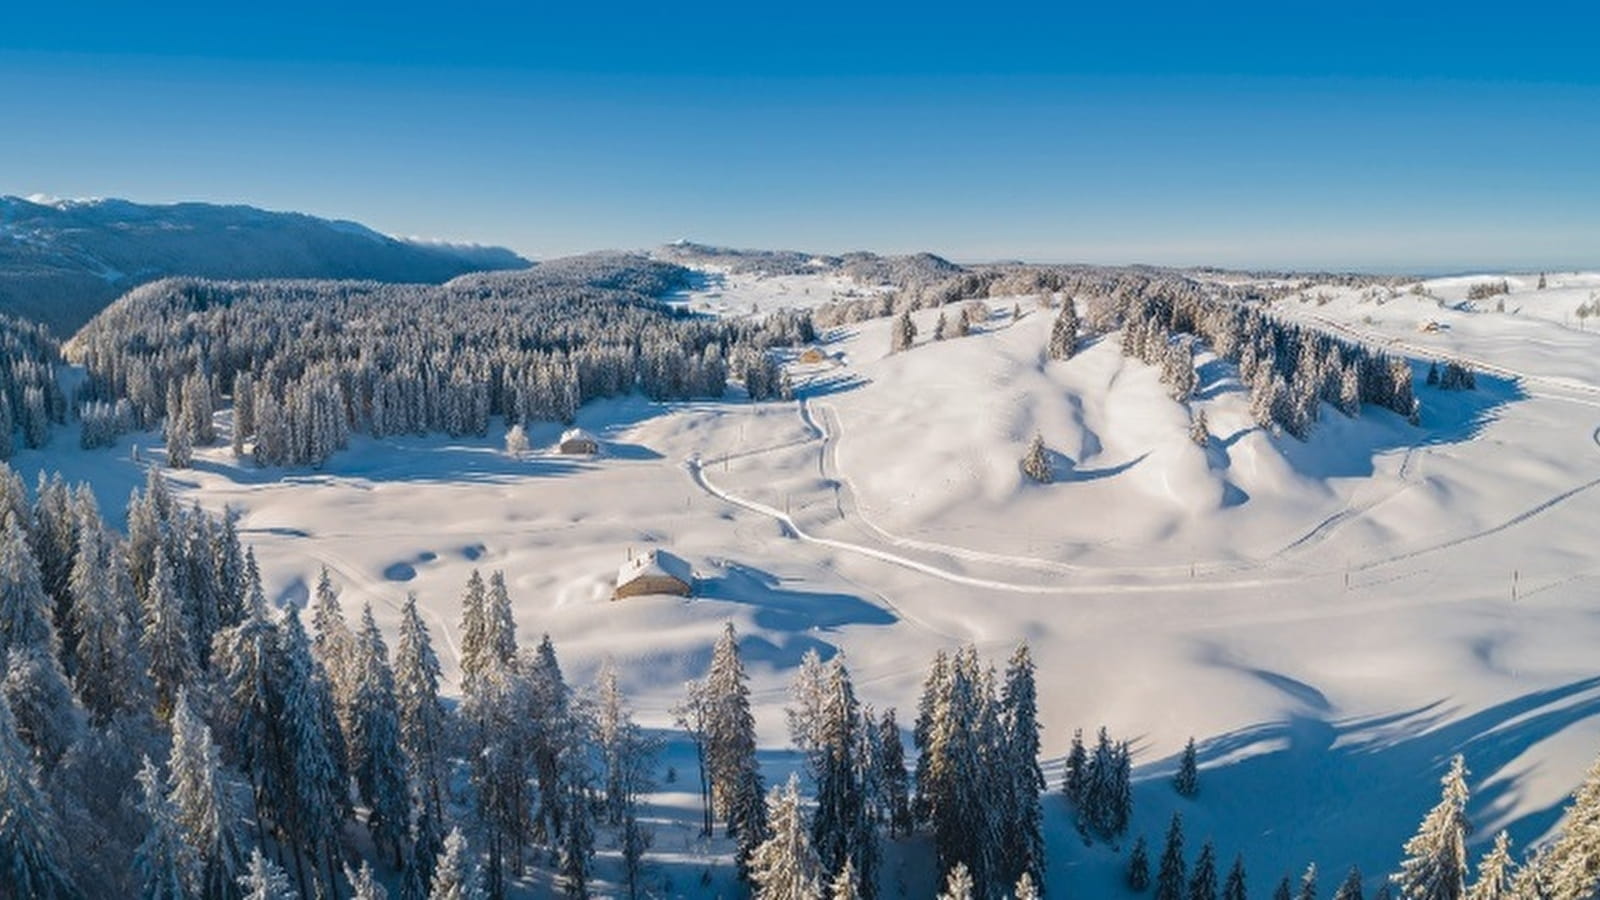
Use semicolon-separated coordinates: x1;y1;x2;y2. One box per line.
613;548;692;600
558;428;599;455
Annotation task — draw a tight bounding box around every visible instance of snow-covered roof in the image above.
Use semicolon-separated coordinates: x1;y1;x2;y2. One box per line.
616;548;692;589
561;427;598;444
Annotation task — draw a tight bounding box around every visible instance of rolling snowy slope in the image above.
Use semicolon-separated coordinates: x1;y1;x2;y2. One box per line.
19;267;1600;897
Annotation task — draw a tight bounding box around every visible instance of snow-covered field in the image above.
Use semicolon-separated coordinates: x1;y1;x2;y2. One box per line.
22;268;1600;896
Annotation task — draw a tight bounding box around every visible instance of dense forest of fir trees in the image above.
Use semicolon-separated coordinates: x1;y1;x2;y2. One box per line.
65;254;810;467
5;461;1600;899
0;254;1512;899
0;250;1461;465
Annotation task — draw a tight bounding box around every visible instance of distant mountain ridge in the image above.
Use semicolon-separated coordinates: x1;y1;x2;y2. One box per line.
656;240;963;284
0;195;531;335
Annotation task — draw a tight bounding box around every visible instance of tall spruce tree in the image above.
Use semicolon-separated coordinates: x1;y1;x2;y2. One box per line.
237;847;296;900
1158;812;1188;900
939;863;976;900
0;693;75;898
1465;831;1513;900
395;593;447;823
1000;642;1045;893
751;774;824;900
1190;841;1218;900
1298;864;1318;900
1333;867;1364;900
351;603;413;867
1224;855;1248;900
142;553;194;721
168;688;245;900
1128;836;1151;892
706;622;766;873
429;826;485;900
277;606;347;899
1394;755;1469;900
133;754;199;900
1049;300;1079;360
876;708;911;837
811;657;876;897
1175;737;1200;798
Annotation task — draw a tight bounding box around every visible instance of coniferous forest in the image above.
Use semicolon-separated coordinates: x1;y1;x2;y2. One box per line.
0;251;1563;900
2;460;1596;899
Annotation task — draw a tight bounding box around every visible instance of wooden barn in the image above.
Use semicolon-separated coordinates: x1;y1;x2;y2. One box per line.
613;549;693;600
558;428;599;455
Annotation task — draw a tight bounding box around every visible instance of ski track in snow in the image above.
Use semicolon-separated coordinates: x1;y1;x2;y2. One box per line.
297;543;464;678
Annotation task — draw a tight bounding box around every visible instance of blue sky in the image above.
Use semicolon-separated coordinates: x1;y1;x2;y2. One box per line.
2;2;1597;271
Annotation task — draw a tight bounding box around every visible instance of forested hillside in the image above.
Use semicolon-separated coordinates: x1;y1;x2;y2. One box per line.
0;196;530;336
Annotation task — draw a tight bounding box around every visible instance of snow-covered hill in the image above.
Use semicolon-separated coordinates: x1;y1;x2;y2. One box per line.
0;195;530;335
16;262;1600;897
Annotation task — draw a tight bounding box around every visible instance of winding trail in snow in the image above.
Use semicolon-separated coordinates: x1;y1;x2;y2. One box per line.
686;333;1600;596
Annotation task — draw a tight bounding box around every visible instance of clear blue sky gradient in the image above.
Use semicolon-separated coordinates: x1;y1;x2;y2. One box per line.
3;2;1597;271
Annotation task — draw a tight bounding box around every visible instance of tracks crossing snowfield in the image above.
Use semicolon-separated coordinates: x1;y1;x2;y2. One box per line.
685;343;1600;597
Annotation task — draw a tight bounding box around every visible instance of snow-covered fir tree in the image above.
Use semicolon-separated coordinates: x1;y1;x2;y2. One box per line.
1298;864;1319;900
891;311;917;353
0;692;75;898
811;657;876;897
142;553;195;720
1064;727;1087;805
1333;867;1365;900
559;760;597;899
345;860;390;900
168;688;245;900
485;570;518;671
1049;299;1079;360
1465;830;1513;900
705;621;767;874
750;774;824;900
1190;841;1219;900
504;423;530;457
876;708;911;838
1175;737;1200;797
1394;755;1469;900
1158;813;1187;900
395;593;447;823
67;506;149;722
523;633;572;846
787;648;829;766
429;827;485;900
237;847;296;900
350;602;413;867
132;754;199;900
276;605;349;899
939;862;976;900
1000;642;1045;894
1020;434;1052;484
1128;836;1151;892
309;567;357;738
1224;855;1247;900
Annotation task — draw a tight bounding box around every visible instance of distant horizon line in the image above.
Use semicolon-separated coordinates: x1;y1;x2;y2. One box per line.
11;191;1593;280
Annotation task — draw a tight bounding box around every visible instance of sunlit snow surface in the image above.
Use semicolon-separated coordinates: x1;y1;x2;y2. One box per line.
23;270;1600;897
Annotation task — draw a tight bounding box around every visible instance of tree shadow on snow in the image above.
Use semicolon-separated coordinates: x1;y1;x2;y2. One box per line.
1251;367;1525;482
1051;450;1151;483
1106;674;1600;897
697;561;897;637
